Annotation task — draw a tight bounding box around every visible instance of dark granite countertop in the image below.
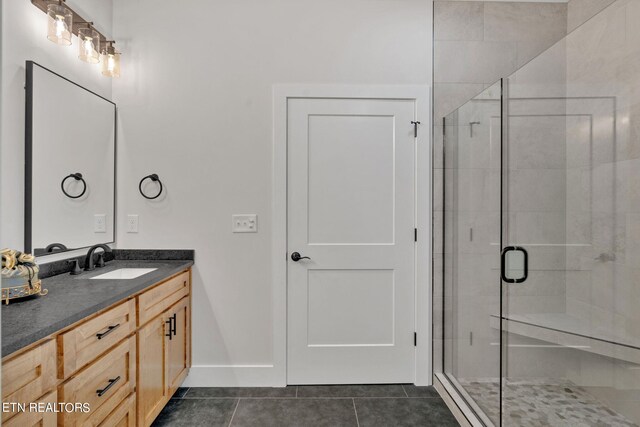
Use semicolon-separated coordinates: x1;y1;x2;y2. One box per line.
1;258;193;357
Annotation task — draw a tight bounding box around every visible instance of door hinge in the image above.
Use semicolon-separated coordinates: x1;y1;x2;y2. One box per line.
411;121;421;138
414;228;418;242
414;332;417;346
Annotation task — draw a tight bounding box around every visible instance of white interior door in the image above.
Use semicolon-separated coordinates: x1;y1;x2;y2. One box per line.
287;97;416;384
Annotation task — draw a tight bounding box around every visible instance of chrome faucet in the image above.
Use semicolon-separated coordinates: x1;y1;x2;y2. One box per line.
84;244;112;271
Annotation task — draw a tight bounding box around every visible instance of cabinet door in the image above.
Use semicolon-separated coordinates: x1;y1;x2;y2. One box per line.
167;297;190;394
137;313;170;427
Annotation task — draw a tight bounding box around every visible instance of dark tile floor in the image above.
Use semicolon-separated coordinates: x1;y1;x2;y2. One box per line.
152;385;459;427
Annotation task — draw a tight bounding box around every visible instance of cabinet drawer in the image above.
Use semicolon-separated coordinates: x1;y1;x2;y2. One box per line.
98;393;136;427
138;271;189;326
2;339;56;423
3;390;57;427
59;336;136;426
59;299;136;378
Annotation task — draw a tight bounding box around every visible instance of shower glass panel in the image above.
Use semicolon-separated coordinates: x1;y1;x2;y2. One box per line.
442;81;502;425
501;0;640;425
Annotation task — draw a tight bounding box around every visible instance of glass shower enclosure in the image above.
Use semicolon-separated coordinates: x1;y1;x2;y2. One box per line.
434;1;640;425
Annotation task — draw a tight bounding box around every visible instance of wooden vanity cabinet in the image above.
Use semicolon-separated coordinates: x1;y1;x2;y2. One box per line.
2;390;58;427
137;312;170;426
58;299;136;379
138;296;191;426
59;336;136;426
100;392;136;427
167;297;191;393
1;268;192;427
1;339;56;424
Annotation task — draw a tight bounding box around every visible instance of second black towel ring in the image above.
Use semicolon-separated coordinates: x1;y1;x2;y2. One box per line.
139;174;163;200
61;173;87;199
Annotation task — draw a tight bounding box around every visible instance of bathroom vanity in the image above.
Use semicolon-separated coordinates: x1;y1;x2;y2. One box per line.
1;59;194;425
1;253;193;426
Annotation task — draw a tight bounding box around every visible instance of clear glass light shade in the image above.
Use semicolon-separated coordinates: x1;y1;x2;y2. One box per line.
78;28;100;63
47;4;73;46
100;49;121;78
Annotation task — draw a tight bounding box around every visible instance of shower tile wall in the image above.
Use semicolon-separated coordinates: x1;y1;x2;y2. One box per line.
567;0;617;32
564;0;640;347
506;37;569;319
433;1;567;122
562;0;640;421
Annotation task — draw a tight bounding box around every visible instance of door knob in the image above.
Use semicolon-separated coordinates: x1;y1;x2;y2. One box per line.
291;252;311;262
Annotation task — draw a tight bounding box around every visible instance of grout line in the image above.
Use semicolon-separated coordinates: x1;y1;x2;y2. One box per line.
227;399;241;427
296;386;298;398
402;385;409;398
353;399;360;427
183;387;191;399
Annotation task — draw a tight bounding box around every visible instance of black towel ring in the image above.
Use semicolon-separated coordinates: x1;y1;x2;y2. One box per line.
61;173;87;199
139;174;163;200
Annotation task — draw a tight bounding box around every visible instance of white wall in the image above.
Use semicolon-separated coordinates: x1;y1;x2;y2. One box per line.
0;0;113;251
112;0;431;386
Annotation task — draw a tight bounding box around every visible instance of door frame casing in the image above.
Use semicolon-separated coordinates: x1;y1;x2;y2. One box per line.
272;84;431;386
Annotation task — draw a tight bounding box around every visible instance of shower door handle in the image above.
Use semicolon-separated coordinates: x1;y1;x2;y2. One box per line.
501;246;528;283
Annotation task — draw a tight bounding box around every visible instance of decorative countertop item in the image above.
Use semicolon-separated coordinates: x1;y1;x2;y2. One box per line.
1;249;47;304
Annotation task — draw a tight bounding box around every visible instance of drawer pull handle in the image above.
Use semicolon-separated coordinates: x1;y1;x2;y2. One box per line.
171;313;177;337
96;324;120;340
96;376;121;397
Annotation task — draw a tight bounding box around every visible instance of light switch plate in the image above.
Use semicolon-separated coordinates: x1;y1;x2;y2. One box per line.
94;214;107;233
127;215;139;233
232;214;257;233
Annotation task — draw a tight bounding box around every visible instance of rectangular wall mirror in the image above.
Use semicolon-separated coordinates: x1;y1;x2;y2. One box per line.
25;61;116;256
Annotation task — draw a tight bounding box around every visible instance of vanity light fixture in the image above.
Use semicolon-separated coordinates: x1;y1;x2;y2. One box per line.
46;2;73;46
100;42;121;78
33;0;122;76
78;25;100;64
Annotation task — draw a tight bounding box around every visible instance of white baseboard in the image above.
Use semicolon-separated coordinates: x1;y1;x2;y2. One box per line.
183;365;284;387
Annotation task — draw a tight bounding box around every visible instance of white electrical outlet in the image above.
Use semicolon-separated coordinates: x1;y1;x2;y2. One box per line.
94;214;107;233
232;214;257;233
127;215;139;233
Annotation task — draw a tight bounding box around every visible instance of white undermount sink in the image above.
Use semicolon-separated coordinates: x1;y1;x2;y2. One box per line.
90;268;157;280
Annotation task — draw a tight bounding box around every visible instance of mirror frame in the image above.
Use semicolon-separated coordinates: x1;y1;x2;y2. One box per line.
24;60;117;256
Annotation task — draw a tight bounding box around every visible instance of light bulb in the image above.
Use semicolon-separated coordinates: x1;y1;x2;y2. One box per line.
55;16;67;37
107;55;115;72
78;28;100;63
83;38;94;56
101;47;120;77
47;4;72;45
